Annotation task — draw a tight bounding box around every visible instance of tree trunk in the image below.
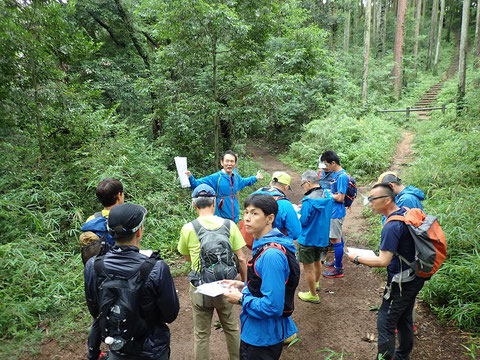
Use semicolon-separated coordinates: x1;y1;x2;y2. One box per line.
331;5;337;52
457;0;470;112
381;0;388;55
446;3;454;43
393;0;407;99
433;0;445;73
212;35;220;170
362;0;372;103
373;0;378;50
426;0;438;70
413;0;422;70
344;10;351;52
476;0;480;68
33;65;45;160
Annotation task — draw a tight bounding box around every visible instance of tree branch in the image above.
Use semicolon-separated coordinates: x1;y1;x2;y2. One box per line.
87;10;126;47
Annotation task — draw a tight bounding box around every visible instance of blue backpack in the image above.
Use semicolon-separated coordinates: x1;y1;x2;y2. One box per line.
80;212;114;265
331;170;357;208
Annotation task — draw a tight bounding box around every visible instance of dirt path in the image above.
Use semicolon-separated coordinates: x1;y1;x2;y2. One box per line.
31;143;471;360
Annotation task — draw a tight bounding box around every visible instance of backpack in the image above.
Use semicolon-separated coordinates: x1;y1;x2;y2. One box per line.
80;212;113;265
94;252;160;353
318;170;334;190
248;242;300;317
384;207;447;279
331;170;357;208
190;218;237;285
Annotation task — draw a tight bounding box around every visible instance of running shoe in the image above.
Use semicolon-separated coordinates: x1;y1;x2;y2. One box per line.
322;267;344;278
323;261;344;270
298;291;320;304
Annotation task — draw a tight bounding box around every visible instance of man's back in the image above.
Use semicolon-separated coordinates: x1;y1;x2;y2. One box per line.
84;246;179;360
178;215;244;272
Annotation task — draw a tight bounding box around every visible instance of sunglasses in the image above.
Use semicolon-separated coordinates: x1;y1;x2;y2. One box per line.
367;195;389;202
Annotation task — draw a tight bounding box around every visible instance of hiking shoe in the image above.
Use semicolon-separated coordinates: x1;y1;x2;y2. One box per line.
322;267;344;278
315;281;320;291
323;261;344;270
298;291;320;304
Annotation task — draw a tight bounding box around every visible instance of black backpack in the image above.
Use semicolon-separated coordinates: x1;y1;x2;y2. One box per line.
94;252;160;354
190;218;237;285
247;242;300;317
331;170;358;208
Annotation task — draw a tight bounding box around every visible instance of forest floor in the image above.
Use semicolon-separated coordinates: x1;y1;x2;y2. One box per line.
27;139;475;360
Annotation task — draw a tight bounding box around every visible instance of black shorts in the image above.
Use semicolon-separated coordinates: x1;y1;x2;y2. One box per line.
240;340;283;360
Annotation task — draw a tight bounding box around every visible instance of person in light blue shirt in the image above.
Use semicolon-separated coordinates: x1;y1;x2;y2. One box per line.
320;150;349;278
223;194;299;360
378;171;425;224
186;150;263;223
297;170;333;304
253;171;301;241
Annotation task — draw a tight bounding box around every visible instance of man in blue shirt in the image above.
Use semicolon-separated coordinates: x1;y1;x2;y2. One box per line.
253;171;301;241
347;184;425;360
223;193;299;360
186;150;263;223
297;170;333;303
320;150;349;278
378;171;424;211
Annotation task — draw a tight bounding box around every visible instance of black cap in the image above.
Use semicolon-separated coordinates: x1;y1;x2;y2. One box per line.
107;203;147;236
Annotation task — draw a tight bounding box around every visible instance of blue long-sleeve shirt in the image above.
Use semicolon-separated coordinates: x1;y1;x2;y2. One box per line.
253;187;301;240
298;187;333;247
189;170;257;223
240;229;298;346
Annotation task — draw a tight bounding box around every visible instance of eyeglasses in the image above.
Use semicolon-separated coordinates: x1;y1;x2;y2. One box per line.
367;195;389;202
301;181;308;187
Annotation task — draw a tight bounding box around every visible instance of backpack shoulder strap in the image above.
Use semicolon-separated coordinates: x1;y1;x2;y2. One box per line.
94;211;103;218
138;254;160;282
384;215;405;226
191;219;203;240
93;254;107;278
222;218;231;238
216;172;223;195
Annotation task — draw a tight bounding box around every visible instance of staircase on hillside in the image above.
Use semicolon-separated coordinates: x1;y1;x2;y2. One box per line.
414;81;445;120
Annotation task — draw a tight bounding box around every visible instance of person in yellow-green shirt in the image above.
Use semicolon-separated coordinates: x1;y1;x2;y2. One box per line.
178;184;247;360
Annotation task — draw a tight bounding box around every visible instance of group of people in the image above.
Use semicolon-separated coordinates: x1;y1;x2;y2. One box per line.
81;149;426;360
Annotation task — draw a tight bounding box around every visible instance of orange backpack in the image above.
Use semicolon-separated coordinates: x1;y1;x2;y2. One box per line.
384;207;447;279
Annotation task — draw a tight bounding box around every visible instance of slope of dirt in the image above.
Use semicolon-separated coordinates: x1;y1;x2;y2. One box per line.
25;141;471;360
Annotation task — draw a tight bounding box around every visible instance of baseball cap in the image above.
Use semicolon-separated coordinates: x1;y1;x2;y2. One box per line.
377;171;402;184
107;203;147;236
192;184;216;198
272;171;292;190
318;157;326;169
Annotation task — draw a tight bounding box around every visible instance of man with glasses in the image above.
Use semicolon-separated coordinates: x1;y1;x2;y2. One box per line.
186;150;263;223
320;150;349;278
296;170;333;303
347;184;425;360
84;203;180;360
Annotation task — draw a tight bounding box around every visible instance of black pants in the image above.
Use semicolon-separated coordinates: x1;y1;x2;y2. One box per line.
240;340;283;360
377;277;425;360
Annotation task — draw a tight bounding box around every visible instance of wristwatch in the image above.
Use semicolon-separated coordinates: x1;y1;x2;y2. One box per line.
238;294;244;305
354;256;360;265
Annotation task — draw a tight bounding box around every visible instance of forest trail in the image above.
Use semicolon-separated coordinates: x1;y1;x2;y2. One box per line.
32;142;472;360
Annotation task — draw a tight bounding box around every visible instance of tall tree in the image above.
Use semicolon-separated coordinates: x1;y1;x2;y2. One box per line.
380;0;388;55
476;0;480;68
433;0;445;74
393;0;407;99
344;8;351;52
426;0;439;70
413;0;422;70
362;0;372;103
457;0;470;111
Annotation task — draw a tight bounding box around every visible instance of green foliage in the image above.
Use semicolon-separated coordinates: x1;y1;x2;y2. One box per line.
284;111;400;180
401;67;480;333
